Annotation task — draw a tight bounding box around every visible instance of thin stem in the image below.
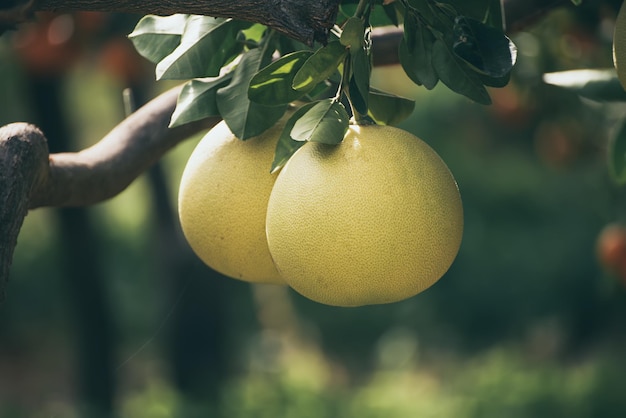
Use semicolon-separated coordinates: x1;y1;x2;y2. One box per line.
353;0;371;19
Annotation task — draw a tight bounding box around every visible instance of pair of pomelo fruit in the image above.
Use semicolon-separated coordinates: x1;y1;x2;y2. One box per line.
177;112;463;307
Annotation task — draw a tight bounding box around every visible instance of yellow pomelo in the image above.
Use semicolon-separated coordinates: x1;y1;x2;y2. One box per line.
266;125;463;306
614;2;626;89
178;119;285;284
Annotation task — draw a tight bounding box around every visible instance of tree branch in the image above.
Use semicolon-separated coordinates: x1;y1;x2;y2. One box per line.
0;0;340;46
0;123;48;301
29;87;220;208
0;85;219;299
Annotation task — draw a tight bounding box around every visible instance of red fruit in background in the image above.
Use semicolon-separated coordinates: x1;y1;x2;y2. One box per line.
597;223;626;284
13;13;81;76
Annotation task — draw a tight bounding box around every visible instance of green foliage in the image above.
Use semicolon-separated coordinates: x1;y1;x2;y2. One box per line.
290;99;350;144
129;0;516;167
368;89;415;125
271;104;315;172
169;74;232;127
128;14;187;64
399;0;516;105
216;46;287;139
155;17;250;80
248;51;314;105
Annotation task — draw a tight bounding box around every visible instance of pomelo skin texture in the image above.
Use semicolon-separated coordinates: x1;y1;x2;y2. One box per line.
265;125;463;306
178;119;285;284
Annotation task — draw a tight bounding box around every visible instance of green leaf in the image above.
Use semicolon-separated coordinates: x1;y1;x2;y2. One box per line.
238;23;267;47
405;0;437;24
479;71;510;88
290;99;349;144
399;15;438;89
217;48;287;139
440;0;504;29
169;73;233;128
128;14;187;63
292;41;347;91
340;17;365;48
542;69;626;102
248;51;314;105
452;16;516;78
383;3;402;27
348;77;368;115
432;38;491;104
271;103;317;173
156;17;250;80
349;46;371;114
570;0;582;5
609;119;626;184
368;90;416;126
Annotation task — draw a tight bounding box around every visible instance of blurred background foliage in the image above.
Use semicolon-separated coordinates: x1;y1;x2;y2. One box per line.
2;1;626;417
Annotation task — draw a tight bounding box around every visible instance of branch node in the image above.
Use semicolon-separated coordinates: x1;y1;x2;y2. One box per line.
0;122;50;301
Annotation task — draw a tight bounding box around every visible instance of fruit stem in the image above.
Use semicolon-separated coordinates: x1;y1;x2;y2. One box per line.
354;0;370;19
342;0;374;125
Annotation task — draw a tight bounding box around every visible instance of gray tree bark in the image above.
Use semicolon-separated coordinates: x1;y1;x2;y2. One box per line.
0;0;340;46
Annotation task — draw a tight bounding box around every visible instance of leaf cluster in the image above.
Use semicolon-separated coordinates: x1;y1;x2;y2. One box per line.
129;0;517;171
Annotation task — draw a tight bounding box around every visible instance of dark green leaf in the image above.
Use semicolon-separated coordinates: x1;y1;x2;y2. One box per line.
271;103;317;173
169;73;233;128
304;80;337;101
383;3;402;27
399;15;438;89
350;46;371;113
128;14;187;63
290;99;349;144
432;38;491;104
368;90;416;126
440;0;504;29
156;17;250;80
479;71;510;88
348;76;368;115
609;118;626;184
292;41;347;92
248;51;314;105
452;16;516;78
217;48;287;139
237;24;267;47
571;0;582;5
405;0;437;24
543;69;626;102
340;17;365;48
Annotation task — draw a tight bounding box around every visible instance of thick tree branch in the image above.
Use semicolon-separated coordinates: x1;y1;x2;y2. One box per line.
0;123;48;301
0;0;340;46
0;85;219;298
29;87;219;208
